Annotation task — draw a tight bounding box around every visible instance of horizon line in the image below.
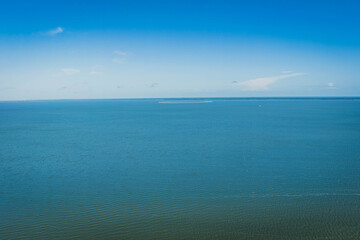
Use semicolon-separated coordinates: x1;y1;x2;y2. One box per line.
1;96;360;103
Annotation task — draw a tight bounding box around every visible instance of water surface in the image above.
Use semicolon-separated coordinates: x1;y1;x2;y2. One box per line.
1;99;360;239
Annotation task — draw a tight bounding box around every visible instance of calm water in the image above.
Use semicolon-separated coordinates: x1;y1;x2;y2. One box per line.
1;99;360;239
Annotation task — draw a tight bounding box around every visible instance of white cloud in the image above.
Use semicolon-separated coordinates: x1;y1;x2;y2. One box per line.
113;50;128;56
46;27;64;36
112;51;129;64
327;82;336;89
234;72;305;91
113;58;126;64
62;68;80;75
90;71;102;75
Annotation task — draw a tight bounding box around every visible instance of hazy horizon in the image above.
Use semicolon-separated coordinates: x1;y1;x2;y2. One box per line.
2;96;360;103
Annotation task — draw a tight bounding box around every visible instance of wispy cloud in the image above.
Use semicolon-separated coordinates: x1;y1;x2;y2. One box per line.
89;71;102;75
233;72;306;91
112;50;129;64
149;83;159;88
58;86;68;90
113;58;126;64
327;82;336;89
62;68;80;75
46;27;64;36
113;50;128;56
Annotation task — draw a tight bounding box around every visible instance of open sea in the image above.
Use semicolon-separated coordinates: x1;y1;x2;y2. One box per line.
0;98;359;239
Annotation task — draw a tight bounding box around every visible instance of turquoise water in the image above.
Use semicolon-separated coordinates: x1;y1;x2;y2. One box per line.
1;99;360;239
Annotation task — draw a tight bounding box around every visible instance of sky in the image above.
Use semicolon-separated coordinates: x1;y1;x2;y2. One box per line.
0;0;359;100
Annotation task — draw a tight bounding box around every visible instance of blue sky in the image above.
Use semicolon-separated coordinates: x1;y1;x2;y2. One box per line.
0;0;359;100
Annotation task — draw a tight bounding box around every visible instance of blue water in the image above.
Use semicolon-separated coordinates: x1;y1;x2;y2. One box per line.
1;99;360;239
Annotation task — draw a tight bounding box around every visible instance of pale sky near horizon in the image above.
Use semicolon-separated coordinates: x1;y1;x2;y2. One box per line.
0;0;360;100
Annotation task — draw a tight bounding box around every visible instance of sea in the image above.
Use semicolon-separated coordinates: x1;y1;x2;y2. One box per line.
0;98;359;239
